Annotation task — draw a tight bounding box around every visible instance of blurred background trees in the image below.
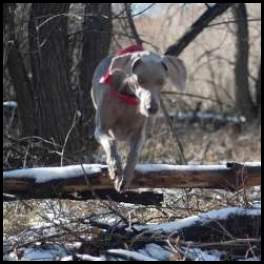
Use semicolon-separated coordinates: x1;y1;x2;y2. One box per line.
3;3;261;166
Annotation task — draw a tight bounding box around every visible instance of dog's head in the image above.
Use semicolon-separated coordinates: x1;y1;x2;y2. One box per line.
109;51;187;117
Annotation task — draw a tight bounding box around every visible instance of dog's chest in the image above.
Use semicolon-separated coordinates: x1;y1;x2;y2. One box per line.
102;96;145;140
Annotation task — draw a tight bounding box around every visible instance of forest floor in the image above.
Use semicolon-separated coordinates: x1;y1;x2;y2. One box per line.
3;118;261;261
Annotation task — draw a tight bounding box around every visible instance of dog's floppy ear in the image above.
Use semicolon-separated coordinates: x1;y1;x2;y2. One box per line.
109;54;132;73
131;56;142;73
111;70;127;91
162;55;187;90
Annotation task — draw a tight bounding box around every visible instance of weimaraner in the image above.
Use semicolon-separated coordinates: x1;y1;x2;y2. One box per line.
91;45;187;192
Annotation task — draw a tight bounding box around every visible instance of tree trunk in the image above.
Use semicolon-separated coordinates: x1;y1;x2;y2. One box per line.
4;3;35;136
232;3;256;119
79;3;112;159
28;3;80;153
256;63;261;119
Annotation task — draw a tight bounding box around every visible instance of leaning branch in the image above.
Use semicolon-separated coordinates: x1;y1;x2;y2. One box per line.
165;3;234;56
3;162;261;203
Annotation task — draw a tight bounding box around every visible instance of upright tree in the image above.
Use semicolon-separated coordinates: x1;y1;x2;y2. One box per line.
79;3;112;157
28;3;79;152
5;3;34;136
256;63;261;119
232;3;256;119
5;3;113;160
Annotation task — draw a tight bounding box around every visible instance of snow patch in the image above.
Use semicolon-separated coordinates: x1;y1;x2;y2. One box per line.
138;243;172;260
3;101;17;108
183;247;223;261
136;164;229;173
21;244;68;261
3;164;107;183
132;206;261;233
107;249;158;261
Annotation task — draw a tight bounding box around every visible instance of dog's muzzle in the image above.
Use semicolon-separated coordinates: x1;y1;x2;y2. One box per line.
147;100;159;115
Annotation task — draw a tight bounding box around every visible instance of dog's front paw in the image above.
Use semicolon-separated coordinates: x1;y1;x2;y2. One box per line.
108;163;122;181
114;176;128;193
108;166;117;181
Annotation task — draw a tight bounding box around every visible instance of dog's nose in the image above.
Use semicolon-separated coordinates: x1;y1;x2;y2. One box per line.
147;102;159;114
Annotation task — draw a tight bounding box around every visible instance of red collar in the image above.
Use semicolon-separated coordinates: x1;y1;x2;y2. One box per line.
100;44;144;106
110;88;140;106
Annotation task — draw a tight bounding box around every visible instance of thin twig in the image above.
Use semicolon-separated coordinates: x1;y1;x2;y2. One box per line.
160;98;187;164
22;144;30;168
114;3;157;19
4;135;62;148
182;238;261;248
207;18;261;28
60;110;81;166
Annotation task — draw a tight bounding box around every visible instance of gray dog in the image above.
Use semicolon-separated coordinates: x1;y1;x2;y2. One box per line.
91;46;187;192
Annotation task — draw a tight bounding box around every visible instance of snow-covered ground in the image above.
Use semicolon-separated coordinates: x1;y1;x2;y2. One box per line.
3;204;261;261
130;205;261;233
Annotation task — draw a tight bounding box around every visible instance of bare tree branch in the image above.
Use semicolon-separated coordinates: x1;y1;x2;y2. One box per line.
165;3;234;56
124;3;142;45
206;18;261;28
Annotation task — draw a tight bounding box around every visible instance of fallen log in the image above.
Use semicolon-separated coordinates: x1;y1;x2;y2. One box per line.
131;206;261;260
161;111;246;126
3;162;261;203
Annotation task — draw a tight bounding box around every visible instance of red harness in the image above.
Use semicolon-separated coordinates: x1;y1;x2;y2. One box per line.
100;44;144;106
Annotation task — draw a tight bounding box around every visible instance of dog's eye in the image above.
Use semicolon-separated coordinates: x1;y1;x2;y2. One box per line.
137;77;146;86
